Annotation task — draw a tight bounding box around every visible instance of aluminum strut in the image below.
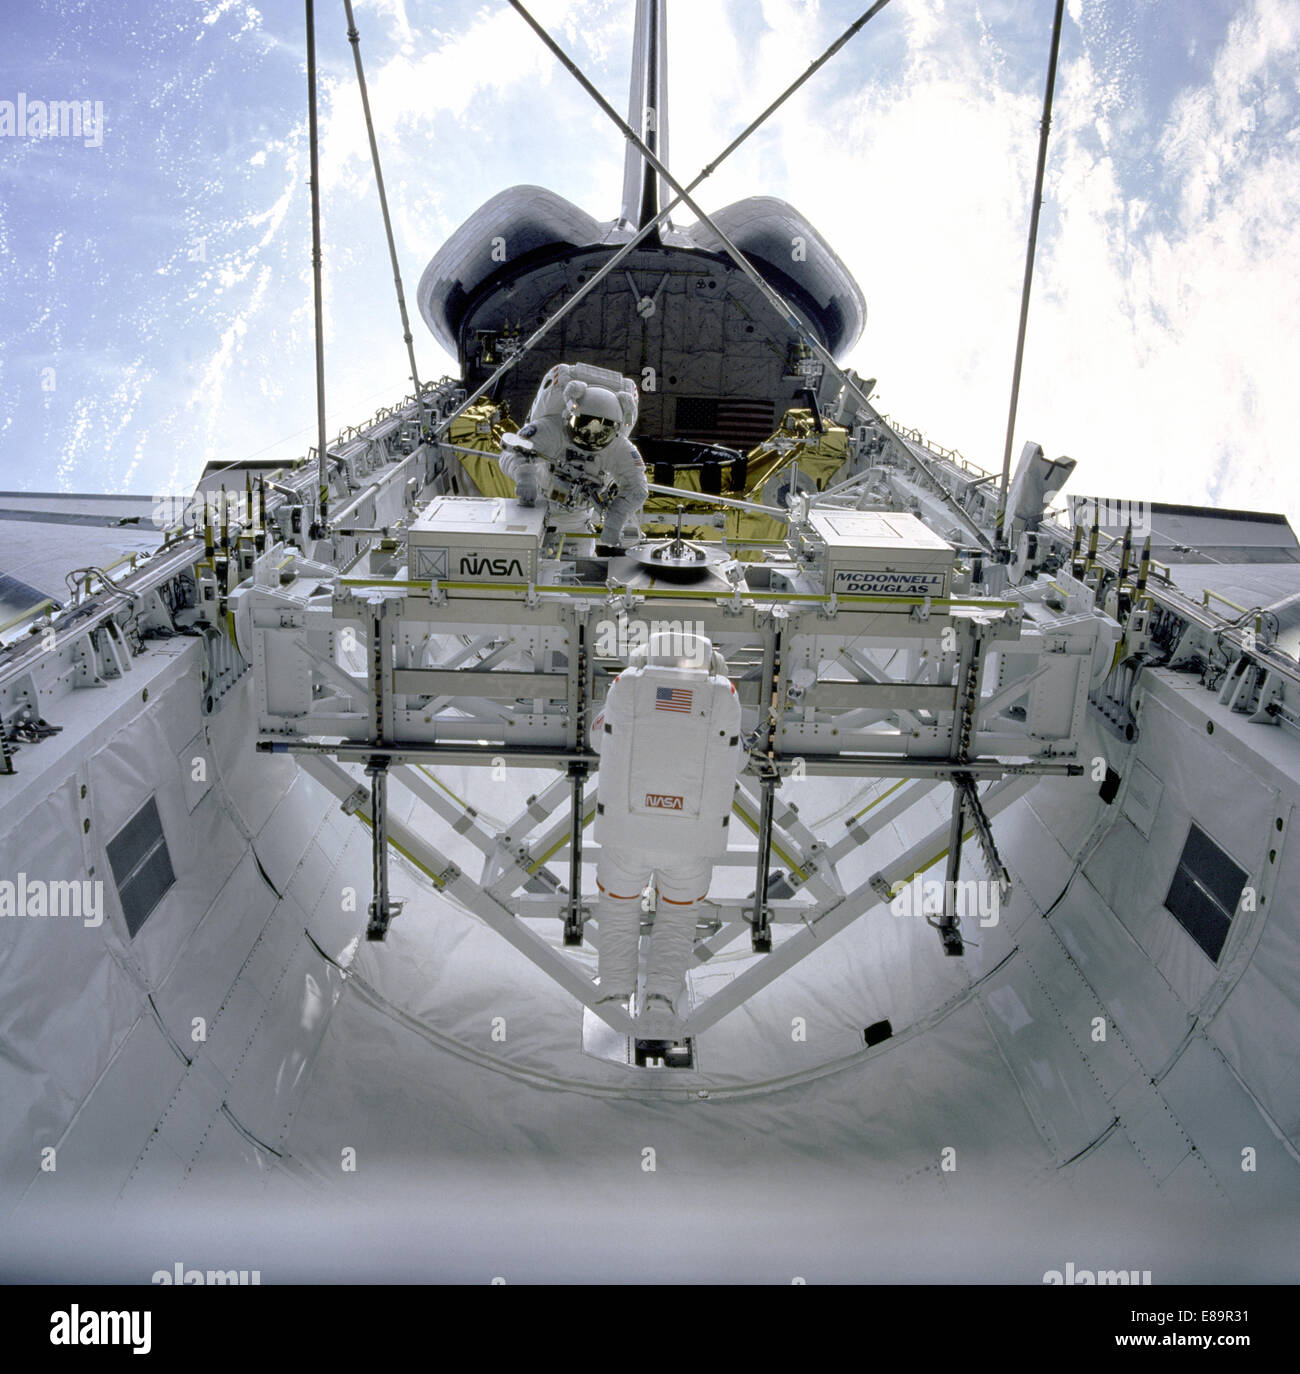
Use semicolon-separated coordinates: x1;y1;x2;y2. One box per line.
937;624;990;954
939;786;968;956
564;762;588;946
959;776;1013;899
364;596;402;939
562;616;593;945
365;759;400;940
750;776;777;953
258;739;1084;782
643;481;787;519
749;615;784;951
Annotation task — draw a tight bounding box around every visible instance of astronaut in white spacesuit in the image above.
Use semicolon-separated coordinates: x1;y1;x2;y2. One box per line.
499;364;648;553
589;629;745;1037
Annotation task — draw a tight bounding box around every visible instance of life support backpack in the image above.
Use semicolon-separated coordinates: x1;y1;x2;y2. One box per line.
529;362;639;432
593;661;743;858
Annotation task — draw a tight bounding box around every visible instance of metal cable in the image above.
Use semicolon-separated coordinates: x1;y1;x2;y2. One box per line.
343;0;427;421
994;0;1067;548
306;0;330;526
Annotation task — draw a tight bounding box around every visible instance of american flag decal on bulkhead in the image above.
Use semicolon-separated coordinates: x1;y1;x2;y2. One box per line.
654;686;693;714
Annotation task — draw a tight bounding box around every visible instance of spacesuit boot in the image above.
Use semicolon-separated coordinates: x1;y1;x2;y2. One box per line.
637;993;680;1040
596;848;708;1036
596;524;641;557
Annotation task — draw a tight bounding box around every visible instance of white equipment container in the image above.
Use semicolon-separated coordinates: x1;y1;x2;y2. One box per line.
802;510;955;598
407;496;546;583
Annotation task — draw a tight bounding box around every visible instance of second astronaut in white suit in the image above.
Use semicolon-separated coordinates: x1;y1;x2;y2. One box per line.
499;366;648;552
589;630;745;1035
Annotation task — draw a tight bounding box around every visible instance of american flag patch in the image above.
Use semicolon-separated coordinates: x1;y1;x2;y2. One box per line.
655;686;693;713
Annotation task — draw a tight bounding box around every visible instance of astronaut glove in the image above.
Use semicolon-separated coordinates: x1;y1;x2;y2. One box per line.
513;461;542;507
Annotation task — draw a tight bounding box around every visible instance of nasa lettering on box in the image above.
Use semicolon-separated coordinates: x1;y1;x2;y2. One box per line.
407;495;546;584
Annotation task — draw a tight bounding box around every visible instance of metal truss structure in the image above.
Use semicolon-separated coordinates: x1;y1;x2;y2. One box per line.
7;0;1300;1063
233;447;1112;1040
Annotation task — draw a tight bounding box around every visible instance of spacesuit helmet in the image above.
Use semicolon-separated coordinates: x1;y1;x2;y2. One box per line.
565;385;623;452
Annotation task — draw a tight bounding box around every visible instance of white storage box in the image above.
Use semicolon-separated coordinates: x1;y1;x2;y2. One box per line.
407;497;546;583
804;510;954;597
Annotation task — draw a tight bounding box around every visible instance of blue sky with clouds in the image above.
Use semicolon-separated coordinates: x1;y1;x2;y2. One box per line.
1;0;1297;523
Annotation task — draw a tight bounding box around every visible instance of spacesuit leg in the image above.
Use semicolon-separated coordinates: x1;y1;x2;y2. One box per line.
595;848;651;1000
642;855;712;1011
597;442;647;547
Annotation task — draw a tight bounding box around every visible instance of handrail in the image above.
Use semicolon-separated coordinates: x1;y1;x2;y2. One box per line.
0;598;56;637
1202;587;1259;627
876;414;991;477
335;576;1017;610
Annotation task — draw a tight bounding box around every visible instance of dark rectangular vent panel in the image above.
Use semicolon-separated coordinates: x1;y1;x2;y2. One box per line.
1163;823;1247;964
107;795;175;938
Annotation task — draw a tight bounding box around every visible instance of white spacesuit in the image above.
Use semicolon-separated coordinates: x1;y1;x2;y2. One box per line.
589;630;745;1035
499;363;648;550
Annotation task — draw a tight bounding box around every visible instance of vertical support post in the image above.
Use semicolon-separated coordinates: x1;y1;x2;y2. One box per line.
366;759;393;940
564;761;587;945
371;602;395;745
938;621;988;955
750;612;784;952
365;594;401;939
563;610;592;945
939;787;967;956
750;776;776;953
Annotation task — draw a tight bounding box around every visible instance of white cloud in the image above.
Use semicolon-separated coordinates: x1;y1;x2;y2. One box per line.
1014;0;1300;519
747;0;1300;524
21;0;1297;532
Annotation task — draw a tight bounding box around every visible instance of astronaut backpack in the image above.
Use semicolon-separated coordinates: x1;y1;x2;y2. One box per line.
529;362;639;433
593;636;742;861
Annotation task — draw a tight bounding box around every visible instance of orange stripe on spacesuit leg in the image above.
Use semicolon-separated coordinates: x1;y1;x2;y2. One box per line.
596;880;642;899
